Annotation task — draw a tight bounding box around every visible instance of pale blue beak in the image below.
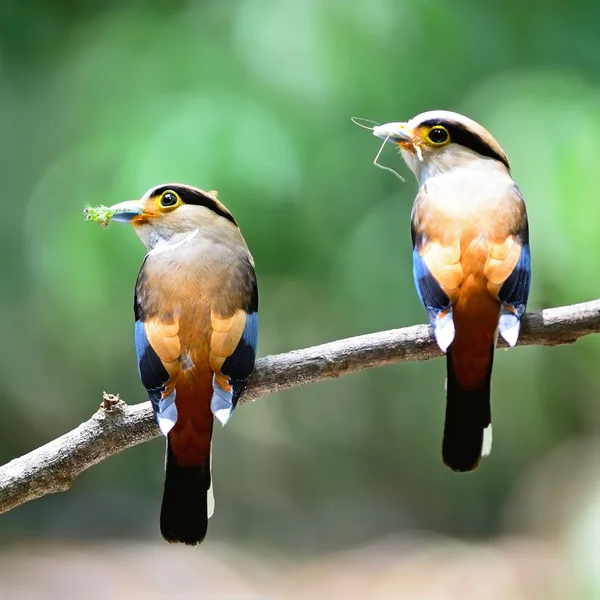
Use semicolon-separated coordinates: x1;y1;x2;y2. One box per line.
108;200;144;223
373;122;412;144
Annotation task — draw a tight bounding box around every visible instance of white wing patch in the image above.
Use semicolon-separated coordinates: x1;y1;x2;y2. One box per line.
498;309;521;347
156;390;178;436
434;310;455;353
211;375;234;426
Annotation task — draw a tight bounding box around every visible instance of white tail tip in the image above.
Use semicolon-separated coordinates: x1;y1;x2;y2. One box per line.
207;452;215;519
482;424;493;457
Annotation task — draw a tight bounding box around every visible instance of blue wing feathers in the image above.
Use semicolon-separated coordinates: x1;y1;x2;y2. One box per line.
211;311;258;425
497;243;531;347
135;321;169;399
221;312;258;404
135;320;178;434
498;243;531;317
412;248;455;352
412;248;451;325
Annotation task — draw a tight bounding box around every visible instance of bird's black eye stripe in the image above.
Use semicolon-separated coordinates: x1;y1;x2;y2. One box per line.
150;185;238;225
419;118;509;168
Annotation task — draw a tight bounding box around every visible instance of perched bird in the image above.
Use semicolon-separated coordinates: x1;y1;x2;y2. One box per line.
107;183;258;543
373;111;530;472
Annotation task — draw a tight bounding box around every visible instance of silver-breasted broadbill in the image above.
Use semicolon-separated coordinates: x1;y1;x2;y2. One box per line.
374;111;531;472
108;183;258;544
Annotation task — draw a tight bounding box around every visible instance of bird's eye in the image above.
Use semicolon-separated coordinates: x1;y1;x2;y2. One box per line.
427;127;450;145
160;192;179;208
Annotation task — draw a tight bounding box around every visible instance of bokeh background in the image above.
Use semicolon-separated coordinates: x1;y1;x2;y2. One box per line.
1;0;600;597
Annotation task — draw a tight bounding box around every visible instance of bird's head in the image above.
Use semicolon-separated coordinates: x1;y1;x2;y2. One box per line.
108;183;238;249
373;110;509;182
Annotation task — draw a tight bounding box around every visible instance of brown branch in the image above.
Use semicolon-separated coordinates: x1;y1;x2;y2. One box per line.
1;299;599;515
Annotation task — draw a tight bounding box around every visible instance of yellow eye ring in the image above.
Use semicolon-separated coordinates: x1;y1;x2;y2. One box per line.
426;126;450;146
158;190;180;209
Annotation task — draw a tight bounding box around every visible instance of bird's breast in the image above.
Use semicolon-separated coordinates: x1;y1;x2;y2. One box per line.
140;256;217;342
415;166;526;306
417;167;522;246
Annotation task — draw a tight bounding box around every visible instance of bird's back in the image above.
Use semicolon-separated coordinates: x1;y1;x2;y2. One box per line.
136;231;255;457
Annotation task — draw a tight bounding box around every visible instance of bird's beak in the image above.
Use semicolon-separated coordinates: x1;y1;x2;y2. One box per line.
108;200;145;224
373;122;413;144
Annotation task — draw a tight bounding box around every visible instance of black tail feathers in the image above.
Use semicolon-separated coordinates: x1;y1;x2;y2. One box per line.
160;440;211;545
442;346;493;472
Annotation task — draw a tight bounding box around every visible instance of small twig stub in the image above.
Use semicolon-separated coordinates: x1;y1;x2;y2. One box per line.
102;392;122;410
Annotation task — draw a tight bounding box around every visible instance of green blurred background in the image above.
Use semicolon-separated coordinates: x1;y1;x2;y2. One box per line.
1;0;600;597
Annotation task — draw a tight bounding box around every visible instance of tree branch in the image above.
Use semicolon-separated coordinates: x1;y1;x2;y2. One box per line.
1;299;599;514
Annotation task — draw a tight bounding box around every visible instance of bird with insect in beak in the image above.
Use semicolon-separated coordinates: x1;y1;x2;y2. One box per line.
372;111;530;472
106;183;258;544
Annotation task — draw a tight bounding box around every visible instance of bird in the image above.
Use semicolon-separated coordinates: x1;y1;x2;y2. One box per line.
372;110;531;472
106;183;258;543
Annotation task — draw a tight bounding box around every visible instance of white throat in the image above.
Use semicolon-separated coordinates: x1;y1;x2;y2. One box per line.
403;144;500;186
147;229;199;257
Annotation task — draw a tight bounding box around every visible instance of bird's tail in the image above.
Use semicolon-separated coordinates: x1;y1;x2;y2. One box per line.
442;344;494;472
160;438;212;545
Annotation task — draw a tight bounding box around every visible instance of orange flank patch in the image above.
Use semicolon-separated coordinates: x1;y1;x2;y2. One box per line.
144;319;181;398
484;236;521;296
145;319;181;363
437;307;452;320
214;372;232;393
209;310;246;374
422;240;463;301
